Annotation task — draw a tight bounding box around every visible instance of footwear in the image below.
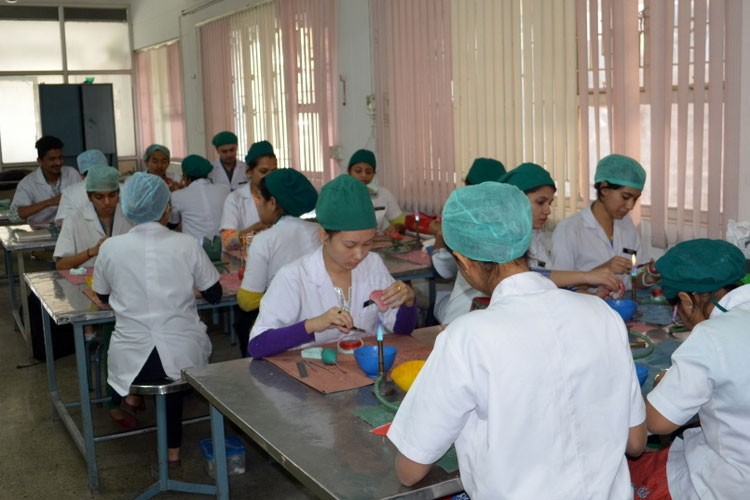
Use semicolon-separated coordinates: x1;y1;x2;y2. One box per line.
109;409;138;429
168;458;181;469
120;397;145;417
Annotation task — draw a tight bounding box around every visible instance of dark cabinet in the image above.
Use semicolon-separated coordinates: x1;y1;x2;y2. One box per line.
39;84;117;169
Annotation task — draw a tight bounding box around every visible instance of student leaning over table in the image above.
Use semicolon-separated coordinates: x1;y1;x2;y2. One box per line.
10;135;81;225
219;140;278;250
236;168;320;357
208;130;248;191
387;182;647;499
347;149;405;237
628;239;750;500
169;154;230;242
53;165;132;270
247;174;418;359
551;154;655;290
92;172;222;466
54;149;108;226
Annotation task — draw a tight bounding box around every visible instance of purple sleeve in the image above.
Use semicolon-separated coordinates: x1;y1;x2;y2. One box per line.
392;304;418;335
248;321;312;359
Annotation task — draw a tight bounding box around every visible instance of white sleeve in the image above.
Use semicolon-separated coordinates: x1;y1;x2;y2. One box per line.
431;248;458;279
92;242;112;295
55;188;75;223
220;194;239;230
192;239;220;291
250;267;305;340
53;216;78;259
550;218;577;270
241;232;271;293
383;189;404;223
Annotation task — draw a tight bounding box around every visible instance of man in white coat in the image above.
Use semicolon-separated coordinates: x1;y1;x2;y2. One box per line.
208;130;247;191
10;136;81;225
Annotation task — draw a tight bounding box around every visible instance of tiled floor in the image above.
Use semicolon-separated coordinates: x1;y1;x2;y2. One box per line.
0;254;315;499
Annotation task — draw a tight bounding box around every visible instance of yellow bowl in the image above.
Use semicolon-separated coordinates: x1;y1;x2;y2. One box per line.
391;360;426;393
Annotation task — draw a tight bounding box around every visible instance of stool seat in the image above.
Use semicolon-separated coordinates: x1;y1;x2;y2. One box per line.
130;379;189;396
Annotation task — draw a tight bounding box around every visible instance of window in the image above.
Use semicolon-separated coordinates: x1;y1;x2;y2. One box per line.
0;6;135;166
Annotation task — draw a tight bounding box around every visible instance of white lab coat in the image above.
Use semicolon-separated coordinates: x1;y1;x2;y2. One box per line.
53;203;133;266
220;184;260;233
551;204;647;289
370;185;403;233
209;159;248;191
434;272;483;325
170;178;230;242
528;229;552;269
389;272;645;500
647;284;750;500
240;216;321;293
54;181;88;224
93;223;220;396
11;166;81;225
250;247;400;347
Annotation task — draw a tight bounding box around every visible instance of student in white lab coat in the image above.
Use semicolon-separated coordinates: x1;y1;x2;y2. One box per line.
236;168;320;356
220;140;278;250
93;172;221;465
347;149;405;236
169;154;230;243
143;144;181;191
208;131;247;191
629;239;750;500
388;182;646;498
248;174;418;358
551;154;652;288
10;136;81;225
55;149;108;226
53;165;132;270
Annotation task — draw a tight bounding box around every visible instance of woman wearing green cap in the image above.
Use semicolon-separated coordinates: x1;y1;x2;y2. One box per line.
388;182;646;498
220;140;278;250
347;148;405;237
247;174;417;358
169;154;230;243
143;144;181;191
93;172;222;465
208;130;248;191
235;168;320;356
501;162;620;294
551;154;653;290
629;239;750;499
53;165;132;270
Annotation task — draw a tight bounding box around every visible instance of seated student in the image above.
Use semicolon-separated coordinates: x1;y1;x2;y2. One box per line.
248;175;418;359
347;149;405;237
629;239;750;500
430;157;506;324
220;140;278;250
387;182;646;498
501;162;620;294
208;131;247;191
169;154;230;243
93;172;221;466
551;154;653;289
143;144;181;191
55;149;108;227
53;165;132;270
10;136;81;225
236;168;320;357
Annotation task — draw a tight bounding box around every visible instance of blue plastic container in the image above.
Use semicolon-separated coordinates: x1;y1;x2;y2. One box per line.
605;299;638;322
199;435;246;478
353;345;398;378
635;363;649;386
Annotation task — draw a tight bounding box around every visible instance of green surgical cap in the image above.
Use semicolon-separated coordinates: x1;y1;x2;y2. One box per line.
316;175;376;231
181;154;213;179
594;154;646;190
466;157;506;185
121;172;170;225
212;131;238;148
143;144;171;162
245;140;275;165
501;162;556;193
348;149;377;170
442;183;532;263
85;165;119;192
77;149;107;175
264;168;318;217
656;239;745;299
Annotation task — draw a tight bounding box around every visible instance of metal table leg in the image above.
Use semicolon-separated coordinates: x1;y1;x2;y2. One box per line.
210;405;230;500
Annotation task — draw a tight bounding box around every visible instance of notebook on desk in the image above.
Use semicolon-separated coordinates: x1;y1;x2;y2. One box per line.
12;227;52;242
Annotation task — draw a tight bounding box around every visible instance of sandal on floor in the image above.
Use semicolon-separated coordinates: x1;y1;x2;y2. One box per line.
109;410;138;429
120;399;143;417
